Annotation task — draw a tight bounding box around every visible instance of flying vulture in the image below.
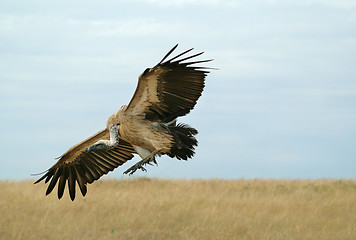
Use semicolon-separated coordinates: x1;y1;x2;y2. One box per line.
34;44;212;200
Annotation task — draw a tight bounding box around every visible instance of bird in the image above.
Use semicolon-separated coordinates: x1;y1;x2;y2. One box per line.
34;44;213;201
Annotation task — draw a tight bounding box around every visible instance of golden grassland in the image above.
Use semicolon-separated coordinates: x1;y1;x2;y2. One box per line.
1;178;356;240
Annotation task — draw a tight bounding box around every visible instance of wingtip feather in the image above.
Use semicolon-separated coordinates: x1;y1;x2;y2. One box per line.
45;168;61;195
34;172;49;184
158;44;179;65
68;167;76;201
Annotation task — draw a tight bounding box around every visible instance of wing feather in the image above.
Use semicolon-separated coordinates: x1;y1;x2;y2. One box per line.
126;45;212;122
46;168;61;195
68;167;76;201
57;170;66;199
74;167;87;196
34;129;136;200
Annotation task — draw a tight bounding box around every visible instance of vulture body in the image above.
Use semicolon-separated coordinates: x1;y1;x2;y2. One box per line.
35;44;212;200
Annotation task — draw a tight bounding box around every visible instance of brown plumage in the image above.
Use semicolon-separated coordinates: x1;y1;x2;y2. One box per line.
34;44;212;200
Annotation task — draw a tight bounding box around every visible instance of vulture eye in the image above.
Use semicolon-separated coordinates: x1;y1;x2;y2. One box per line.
143;68;150;75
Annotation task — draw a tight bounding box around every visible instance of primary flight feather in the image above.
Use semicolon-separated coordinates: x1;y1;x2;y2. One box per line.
35;44;212;200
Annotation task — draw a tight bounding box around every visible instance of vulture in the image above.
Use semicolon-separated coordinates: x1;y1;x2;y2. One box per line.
34;44;212;200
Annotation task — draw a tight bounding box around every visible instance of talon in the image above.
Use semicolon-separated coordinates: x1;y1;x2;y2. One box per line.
123;150;161;175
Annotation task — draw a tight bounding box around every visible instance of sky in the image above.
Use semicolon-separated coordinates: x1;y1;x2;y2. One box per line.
1;0;356;180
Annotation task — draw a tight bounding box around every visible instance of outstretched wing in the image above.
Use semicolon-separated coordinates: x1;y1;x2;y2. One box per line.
34;129;136;201
126;44;212;122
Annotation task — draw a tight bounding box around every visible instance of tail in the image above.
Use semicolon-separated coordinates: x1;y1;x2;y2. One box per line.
167;123;198;160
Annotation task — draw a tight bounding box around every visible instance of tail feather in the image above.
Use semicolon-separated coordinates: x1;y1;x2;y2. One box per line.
168;123;198;160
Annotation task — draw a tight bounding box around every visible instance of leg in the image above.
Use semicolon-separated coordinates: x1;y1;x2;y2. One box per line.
124;150;161;175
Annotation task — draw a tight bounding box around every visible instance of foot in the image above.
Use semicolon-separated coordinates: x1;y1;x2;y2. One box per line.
124;150;161;175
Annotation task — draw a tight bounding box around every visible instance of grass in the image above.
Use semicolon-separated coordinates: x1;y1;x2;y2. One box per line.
1;179;356;239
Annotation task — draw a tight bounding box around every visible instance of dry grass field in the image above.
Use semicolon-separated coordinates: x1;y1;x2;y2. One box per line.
1;178;356;240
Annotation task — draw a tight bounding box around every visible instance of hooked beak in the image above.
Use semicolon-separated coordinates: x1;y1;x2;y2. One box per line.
87;145;94;152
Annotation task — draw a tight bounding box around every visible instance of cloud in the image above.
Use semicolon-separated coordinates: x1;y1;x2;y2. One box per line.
1;0;356;179
67;18;165;37
146;0;220;6
145;0;356;8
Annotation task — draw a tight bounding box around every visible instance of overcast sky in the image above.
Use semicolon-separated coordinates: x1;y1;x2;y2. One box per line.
1;0;356;180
